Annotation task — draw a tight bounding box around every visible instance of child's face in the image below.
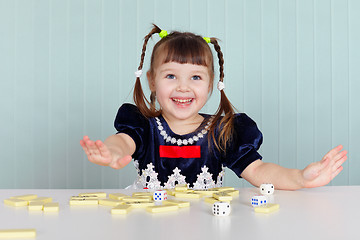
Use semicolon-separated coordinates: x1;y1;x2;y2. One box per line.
147;60;212;122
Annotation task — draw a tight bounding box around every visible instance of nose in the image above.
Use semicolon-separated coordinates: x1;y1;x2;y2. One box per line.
176;78;189;92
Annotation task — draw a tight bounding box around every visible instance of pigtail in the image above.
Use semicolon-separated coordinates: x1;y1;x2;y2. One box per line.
133;24;162;117
208;38;235;152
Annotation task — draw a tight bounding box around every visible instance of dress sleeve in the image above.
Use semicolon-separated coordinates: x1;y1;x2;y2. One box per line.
114;103;149;157
223;113;263;177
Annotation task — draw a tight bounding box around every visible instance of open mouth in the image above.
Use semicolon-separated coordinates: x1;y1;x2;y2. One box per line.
172;98;193;105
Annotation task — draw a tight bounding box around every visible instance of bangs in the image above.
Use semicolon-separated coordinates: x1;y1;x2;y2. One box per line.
157;33;213;67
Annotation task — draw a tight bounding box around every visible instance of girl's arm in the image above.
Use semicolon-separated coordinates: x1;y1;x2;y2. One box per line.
80;133;136;170
241;145;347;190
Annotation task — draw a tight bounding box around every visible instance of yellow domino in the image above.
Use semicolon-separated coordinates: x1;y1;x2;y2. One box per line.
43;202;59;212
146;204;179;213
122;196;152;202
111;204;132;215
28;201;44;211
222;190;239;197
79;192;107;198
124;201;155;208
213;192;233;201
99;199;123;207
211;186;235;192
71;195;98;200
254;203;280;213
174;184;188;192
204;197;229;204
11;194;38;201
164;189;176;196
163;200;190;208
109;193;129;200
30;197;52;204
4;198;28;207
174;192;201;199
69;199;98;205
193;189;219;196
0;229;36;238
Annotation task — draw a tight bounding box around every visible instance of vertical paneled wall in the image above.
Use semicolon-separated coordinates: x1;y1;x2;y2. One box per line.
0;0;359;189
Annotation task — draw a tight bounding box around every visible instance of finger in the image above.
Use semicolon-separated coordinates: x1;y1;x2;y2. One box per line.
324;145;343;160
332;154;347;173
110;155;132;170
80;140;91;156
85;139;97;156
95;140;112;158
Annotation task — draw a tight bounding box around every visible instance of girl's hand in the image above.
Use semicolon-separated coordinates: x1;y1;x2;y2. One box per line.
301;145;348;188
80;136;132;169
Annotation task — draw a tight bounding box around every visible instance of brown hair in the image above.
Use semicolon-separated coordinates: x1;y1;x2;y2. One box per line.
134;24;235;151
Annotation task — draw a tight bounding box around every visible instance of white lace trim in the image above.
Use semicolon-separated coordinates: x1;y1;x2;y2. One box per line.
132;160;225;190
155;116;213;146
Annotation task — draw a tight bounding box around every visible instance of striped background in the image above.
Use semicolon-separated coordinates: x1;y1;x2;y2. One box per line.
0;0;359;188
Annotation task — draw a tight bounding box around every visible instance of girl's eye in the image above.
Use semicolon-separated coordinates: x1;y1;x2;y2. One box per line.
191;75;201;80
166;74;176;79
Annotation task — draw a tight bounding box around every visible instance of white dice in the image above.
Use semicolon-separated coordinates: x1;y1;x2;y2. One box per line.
212;201;231;216
251;195;268;207
260;183;274;195
153;190;167;202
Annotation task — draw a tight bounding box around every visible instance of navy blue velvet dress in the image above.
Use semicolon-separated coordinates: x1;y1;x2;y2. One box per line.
115;103;263;190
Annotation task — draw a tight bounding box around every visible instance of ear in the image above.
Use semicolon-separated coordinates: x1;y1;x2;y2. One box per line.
147;71;156;92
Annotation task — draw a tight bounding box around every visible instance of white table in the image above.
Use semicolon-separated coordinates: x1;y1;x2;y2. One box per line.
1;186;359;239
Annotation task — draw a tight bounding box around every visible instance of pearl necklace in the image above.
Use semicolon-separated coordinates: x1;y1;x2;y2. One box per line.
155;116;213;146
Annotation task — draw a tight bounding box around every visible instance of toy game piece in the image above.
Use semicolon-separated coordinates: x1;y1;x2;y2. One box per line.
260;183;274;195
193;189;218;196
0;229;36;238
174;184;188;192
124;201;155;208
222;190;239;197
28;201;44;211
174;192;201;199
43;202;59;212
99;199;123;207
79;192;107;198
254;203;279;213
164;189;176;196
211;186;235;192
146;204;179;213
111;204;132;215
122;197;153;203
109;193;128;200
30;197;52;204
163;199;190;208
251;195;268;207
69;198;98;205
70;196;98;200
4;198;28;207
212;201;231;216
213;192;233;201
11;194;38;201
204;197;230;204
153;190;168;202
132;192;153;198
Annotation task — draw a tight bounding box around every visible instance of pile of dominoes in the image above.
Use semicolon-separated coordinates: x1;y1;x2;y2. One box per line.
68;184;239;215
251;183;279;213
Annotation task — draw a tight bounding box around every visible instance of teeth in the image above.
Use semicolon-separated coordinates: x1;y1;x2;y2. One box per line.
173;98;192;103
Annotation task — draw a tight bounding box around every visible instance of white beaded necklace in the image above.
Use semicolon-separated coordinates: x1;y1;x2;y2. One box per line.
155;116;213;146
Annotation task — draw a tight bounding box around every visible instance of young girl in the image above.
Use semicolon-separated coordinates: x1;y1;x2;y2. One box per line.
80;24;347;190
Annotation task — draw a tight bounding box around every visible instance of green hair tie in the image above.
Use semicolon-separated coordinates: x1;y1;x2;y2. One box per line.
203;37;211;43
159;30;168;39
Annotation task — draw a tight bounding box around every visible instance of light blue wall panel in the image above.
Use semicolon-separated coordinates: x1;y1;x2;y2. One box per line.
0;0;359;189
349;0;360;185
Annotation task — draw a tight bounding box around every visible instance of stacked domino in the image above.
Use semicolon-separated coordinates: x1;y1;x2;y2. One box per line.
251;183;279;213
